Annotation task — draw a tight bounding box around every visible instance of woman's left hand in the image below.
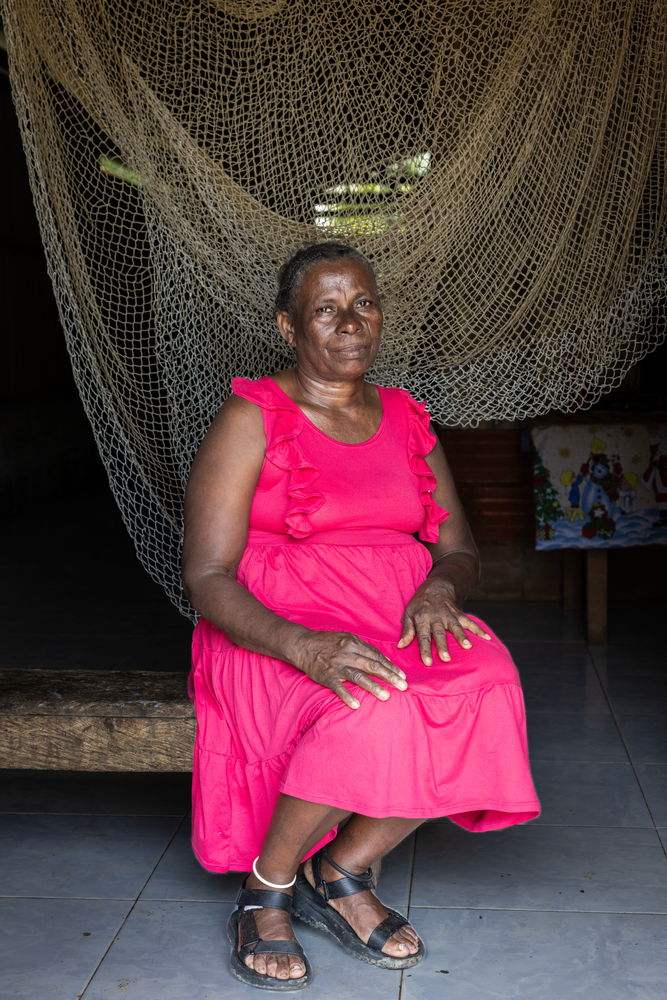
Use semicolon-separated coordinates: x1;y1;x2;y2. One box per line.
398;577;491;665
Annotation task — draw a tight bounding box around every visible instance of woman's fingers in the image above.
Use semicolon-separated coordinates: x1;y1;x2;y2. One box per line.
398;608;492;665
414;614;435;665
346;668;392;701
331;659;402;709
315;634;409;708
397;616;415;649
347;647;408;692
351;645;407;689
431;624;450;662
458;616;492;640
374;654;408;688
448;618;472;650
331;680;361;710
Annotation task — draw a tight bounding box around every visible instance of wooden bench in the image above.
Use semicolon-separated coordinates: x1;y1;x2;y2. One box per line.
0;669;195;770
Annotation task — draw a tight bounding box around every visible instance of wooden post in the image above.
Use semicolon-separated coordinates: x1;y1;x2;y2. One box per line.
586;549;608;644
562;550;583;610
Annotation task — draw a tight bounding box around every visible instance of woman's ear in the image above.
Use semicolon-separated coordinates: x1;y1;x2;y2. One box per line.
276;310;296;348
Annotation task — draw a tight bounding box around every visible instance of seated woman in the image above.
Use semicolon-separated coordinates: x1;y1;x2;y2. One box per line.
182;242;540;991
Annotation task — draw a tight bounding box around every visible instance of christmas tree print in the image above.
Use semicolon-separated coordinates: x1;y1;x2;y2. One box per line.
533;454;564;540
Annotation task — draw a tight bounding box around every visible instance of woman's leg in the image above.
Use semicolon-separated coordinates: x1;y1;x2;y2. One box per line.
240;795;350;981
240;794;424;981
302;813;424;957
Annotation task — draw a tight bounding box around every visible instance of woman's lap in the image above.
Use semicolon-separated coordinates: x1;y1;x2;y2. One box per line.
190;620;540;871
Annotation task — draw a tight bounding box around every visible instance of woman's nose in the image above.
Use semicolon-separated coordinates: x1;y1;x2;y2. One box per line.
337;306;360;332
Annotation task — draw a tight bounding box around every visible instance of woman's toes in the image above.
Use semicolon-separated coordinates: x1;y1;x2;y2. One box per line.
247;952;304;980
386;926;419;956
270;958;281;978
265;955;286;979
245;952;268;974
289;959;306;979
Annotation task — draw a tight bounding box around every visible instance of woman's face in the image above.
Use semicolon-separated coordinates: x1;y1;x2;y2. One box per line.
277;258;383;381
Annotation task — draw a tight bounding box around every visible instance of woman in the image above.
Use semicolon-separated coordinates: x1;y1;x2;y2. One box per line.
182;242;540;991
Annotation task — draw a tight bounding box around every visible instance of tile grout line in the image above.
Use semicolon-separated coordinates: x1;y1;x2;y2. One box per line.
77;810;190;999
587;646;663;835
0;810;187;817
406;905;667;915
397;830;420;1000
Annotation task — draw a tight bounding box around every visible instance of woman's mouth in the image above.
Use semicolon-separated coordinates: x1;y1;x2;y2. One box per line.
335;344;368;357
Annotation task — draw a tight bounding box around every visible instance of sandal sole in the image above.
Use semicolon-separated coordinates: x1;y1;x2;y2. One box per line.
226;909;313;992
291;874;425;970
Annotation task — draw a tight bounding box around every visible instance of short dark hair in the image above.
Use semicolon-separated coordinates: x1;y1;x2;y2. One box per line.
275;242;377;317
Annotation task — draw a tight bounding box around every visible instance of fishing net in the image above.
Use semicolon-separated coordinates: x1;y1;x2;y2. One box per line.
3;0;665;616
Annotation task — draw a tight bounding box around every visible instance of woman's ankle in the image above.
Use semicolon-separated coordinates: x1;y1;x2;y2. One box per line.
250;855;298;890
322;845;375;879
245;871;295;895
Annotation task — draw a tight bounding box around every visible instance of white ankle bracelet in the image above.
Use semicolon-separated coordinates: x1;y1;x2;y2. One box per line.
252;856;297;890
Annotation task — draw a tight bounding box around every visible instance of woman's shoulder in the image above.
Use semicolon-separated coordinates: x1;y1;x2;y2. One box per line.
202;391;265;444
230;373;294;410
377;383;432;418
231;374;273;404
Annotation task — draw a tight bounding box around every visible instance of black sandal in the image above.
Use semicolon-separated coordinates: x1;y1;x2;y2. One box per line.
292;848;425;969
226;879;313;991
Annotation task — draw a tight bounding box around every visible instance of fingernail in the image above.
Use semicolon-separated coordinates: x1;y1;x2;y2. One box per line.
397;680;408;690
424;656;432;665
379;690;389;700
350;700;360;709
440;653;451;661
462;639;471;648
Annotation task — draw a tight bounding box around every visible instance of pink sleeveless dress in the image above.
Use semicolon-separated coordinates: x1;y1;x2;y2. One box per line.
190;377;540;872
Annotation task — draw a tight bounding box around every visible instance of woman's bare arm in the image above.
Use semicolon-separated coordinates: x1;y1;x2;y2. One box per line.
422;436;480;599
182;395;308;661
398;436;491;663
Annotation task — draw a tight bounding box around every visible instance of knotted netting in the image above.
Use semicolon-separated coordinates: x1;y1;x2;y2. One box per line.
3;0;665;616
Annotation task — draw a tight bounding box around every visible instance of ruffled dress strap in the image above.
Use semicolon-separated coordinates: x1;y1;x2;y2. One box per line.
393;388;449;542
231;377;323;538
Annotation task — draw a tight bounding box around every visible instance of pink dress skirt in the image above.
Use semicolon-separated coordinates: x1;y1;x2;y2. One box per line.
190;377;540;872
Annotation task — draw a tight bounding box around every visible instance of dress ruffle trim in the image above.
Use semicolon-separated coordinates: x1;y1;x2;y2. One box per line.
232;377;324;538
232;378;447;541
403;392;449;542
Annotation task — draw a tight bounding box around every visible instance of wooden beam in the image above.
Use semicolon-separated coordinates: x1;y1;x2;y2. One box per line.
0;669;195;771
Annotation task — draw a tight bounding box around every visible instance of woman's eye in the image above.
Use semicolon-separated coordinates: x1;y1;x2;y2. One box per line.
317;305;333;313
356;299;372;307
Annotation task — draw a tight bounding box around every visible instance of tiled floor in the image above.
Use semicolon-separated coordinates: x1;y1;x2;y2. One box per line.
1;496;666;997
1;603;665;998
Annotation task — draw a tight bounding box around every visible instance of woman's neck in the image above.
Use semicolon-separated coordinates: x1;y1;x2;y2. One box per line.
290;368;370;411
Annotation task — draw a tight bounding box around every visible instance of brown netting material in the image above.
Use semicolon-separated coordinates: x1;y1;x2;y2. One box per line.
3;0;665;616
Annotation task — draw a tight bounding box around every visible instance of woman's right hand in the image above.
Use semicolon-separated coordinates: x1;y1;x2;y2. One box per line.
290;630;408;709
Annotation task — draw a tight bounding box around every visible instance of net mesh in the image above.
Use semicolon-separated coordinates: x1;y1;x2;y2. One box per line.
3;0;665;617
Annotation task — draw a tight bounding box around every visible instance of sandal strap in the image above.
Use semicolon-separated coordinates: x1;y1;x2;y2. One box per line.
312;848;375;901
251;939;307;959
235;902;306;963
235;886;293;912
367;911;411;952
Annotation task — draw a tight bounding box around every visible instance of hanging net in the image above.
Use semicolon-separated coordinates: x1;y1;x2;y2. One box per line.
3;0;665;617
